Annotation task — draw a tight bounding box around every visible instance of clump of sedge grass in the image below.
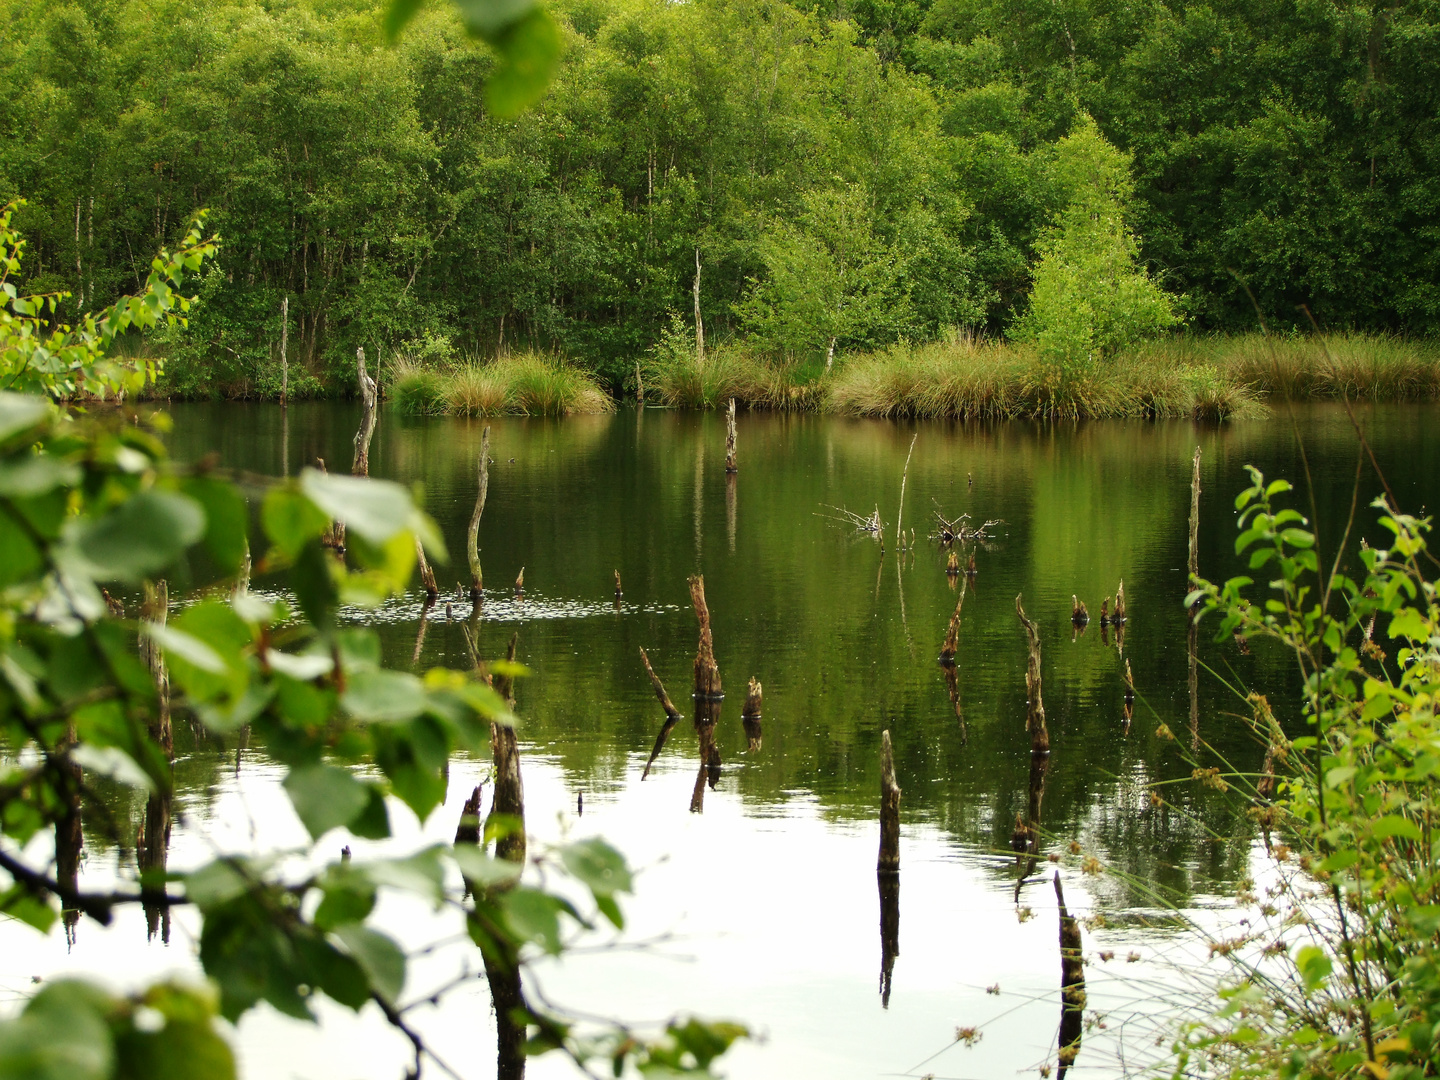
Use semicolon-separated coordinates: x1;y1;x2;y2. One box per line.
392;351;612;416
645;343;822;411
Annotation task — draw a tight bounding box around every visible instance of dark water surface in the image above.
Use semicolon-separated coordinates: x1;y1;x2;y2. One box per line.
6;402;1439;1080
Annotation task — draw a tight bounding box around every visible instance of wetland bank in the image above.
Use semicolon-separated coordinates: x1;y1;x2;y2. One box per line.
7;400;1437;1079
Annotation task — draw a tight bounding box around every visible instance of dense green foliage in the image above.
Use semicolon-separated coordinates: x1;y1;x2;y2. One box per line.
1181;467;1440;1078
3;0;1432;395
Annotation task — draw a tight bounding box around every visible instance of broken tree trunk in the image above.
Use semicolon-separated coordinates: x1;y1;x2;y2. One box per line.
946;550;959;576
725;398;737;473
689;575;722;699
514;566;525;595
415;537;439;599
878;730;901;877
1114;580;1127;624
614;569;623;600
1055;872;1087;1079
1015;595;1050;755
1071;595;1089;627
352;346;377;476
454;784;484;847
742;677;763;751
488;722;525;866
468;426;489;601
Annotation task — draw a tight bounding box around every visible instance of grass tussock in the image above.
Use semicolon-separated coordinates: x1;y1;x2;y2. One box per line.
826;340;1269;421
644;345;825;411
1127;332;1440;401
390;352;612;416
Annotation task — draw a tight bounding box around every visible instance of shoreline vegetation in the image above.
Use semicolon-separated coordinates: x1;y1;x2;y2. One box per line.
309;332;1439;420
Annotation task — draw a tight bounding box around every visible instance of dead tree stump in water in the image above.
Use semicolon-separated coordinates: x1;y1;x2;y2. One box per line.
946;550;959;576
1055;872;1087;1078
1071;595;1089;628
878;730;901;877
1113;580;1127;625
488;721;526;866
742;677;763;751
514;566;525;596
725;398;738;474
613;569;623;600
455;784;484;847
352;346;377;477
468;425;490;601
1123;658;1135;732
965;551;977;578
1015;595;1050;755
689;575;723;699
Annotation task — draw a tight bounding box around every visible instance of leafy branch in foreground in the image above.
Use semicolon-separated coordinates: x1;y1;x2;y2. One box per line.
0;228;745;1080
0;200;218;401
1174;465;1440;1079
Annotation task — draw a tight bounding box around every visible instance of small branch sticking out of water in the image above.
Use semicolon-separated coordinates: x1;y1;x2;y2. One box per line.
639;647;682;780
895;433;918;550
1188;445;1201;619
940;575;966;666
742;677;763;751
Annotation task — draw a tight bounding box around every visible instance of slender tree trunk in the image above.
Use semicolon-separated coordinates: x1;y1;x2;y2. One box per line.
693;247;705;365
280;296;289;407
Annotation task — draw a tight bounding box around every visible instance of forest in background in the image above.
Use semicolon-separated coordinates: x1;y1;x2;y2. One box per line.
1;0;1436;395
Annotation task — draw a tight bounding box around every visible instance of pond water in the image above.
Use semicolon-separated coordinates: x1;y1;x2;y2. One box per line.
5;401;1439;1080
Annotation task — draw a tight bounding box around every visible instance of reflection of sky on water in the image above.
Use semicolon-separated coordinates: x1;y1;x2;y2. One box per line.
1;745;1257;1080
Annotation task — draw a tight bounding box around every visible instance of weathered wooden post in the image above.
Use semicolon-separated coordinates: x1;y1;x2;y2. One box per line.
352;346;376;476
878;730;901;876
725;398;737;473
689;575;722;699
1188;445;1201;614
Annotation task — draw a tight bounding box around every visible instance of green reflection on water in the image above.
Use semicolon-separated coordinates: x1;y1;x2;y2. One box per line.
136;400;1440;916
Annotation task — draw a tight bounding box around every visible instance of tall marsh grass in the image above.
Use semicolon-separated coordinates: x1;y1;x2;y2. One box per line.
1127;332;1440;401
390;352;612;416
643;345;825;411
827;340;1268;421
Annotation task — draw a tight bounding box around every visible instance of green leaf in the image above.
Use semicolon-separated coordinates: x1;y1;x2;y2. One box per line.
333;924;406;1005
359;848;446;903
181;476;249;574
300;470;413;547
0;393;51;446
558;837;632;898
452;846;523;890
502;888;573;955
261;486;329;561
454;0;535;37
282;765;371;839
342;670;426;722
144;623;227;674
73;489;204;582
0;455;79;498
0;883;57;933
70;745;156;792
1295;945;1332;992
383;0;425;40
291;541;339;631
1389;608;1430;641
0;979;115;1080
483;8;562;118
1372;815;1422;842
115;1019;237;1080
